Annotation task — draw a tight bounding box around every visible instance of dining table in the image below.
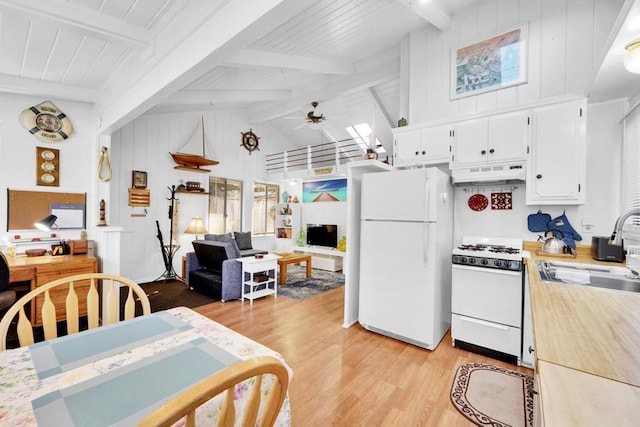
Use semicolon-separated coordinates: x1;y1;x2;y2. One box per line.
0;306;293;426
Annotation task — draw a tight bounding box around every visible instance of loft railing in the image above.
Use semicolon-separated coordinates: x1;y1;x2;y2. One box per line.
266;138;366;175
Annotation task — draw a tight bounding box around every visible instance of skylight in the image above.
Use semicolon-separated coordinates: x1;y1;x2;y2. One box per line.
345;123;386;153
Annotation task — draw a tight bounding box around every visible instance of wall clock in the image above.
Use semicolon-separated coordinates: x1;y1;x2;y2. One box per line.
19;100;74;142
240;129;260;154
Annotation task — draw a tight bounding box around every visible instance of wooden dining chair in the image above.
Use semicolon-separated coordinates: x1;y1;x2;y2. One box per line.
0;272;151;350
137;356;290;427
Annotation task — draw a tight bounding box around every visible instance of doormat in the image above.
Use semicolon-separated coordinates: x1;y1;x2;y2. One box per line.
451;362;534;427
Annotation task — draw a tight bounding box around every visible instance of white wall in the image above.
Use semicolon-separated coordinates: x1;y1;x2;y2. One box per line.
0;93;97;244
405;0;624;125
110;109;293;282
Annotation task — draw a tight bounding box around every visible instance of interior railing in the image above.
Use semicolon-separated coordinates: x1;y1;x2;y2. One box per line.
266;138;366;174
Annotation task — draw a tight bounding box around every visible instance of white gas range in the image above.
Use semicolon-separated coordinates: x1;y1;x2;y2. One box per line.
451;236;525;365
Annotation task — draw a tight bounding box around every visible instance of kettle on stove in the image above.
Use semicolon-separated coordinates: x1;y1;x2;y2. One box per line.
538;229;568;254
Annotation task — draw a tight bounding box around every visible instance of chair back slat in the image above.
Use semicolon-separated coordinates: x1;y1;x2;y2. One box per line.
0;273;151;350
106;279;118;325
42;291;57;341
86;278;100;329
218;388;236;426
16;308;34;346
242;373;263;426
65;282;79;334
124;287;135;320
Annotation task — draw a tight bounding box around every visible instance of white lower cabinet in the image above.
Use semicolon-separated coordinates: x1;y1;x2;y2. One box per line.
526;98;586;205
522;268;535;367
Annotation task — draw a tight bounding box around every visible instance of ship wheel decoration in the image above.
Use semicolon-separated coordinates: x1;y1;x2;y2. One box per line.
240;129;260;154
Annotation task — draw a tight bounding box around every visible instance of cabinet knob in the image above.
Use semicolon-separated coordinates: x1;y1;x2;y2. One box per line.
489;148;495;154
528;345;535;354
481;150;486;155
415;151;419;155
421;150;426;155
536;174;542;179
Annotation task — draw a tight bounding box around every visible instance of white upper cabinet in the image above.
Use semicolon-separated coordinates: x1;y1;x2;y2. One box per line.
393;123;452;168
526;99;586;205
451;110;530;168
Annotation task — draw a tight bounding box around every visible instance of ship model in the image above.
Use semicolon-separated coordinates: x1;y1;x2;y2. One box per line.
170;116;219;172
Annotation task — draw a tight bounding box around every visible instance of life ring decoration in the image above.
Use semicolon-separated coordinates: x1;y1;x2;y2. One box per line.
19;100;74;143
240;129;260;154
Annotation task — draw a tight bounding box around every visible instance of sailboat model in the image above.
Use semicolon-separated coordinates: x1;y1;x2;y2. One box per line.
170;116;219;173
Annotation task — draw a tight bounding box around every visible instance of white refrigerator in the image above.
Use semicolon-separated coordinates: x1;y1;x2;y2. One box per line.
358;167;453;350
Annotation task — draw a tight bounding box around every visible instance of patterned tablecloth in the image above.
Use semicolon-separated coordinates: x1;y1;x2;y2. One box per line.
0;307;292;426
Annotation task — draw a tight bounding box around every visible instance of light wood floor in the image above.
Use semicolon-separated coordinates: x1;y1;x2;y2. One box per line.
194;287;533;426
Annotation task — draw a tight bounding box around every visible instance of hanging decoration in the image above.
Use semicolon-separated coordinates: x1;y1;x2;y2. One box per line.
240;129;260;154
19;100;74;142
491;192;513;210
97;146;113;182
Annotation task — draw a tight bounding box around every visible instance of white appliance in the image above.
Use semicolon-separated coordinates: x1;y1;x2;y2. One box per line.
358;167;453;350
451;236;524;364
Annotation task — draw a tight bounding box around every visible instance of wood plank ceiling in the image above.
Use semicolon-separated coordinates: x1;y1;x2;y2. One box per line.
0;0;635;152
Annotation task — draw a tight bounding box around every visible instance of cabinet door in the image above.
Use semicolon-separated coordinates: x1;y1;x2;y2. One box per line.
421;124;452;164
488;110;529;163
527;99;586;205
452;117;488;166
393;129;422;168
521;269;535;368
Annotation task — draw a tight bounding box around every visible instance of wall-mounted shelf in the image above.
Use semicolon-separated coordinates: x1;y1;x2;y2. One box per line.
128;188;150;207
176;190;209;195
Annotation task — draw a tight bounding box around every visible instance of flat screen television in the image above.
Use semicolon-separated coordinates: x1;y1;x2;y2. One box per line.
306;224;338;249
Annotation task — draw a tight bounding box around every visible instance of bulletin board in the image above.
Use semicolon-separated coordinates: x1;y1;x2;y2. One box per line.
7;189;86;231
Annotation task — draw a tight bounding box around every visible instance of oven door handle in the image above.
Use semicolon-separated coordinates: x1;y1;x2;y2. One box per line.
452;264;522;276
459;316;509;330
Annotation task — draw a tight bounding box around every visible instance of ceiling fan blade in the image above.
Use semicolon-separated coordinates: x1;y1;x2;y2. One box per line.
293;123;308;130
284;116;305;120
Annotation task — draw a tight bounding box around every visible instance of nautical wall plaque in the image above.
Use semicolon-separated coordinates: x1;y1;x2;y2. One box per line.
19;100;74;142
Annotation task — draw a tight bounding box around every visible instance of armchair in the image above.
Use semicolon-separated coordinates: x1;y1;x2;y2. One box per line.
187;240;242;302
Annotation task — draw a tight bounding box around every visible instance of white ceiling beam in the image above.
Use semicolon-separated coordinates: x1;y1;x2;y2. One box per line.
96;0;318;134
249;59;400;123
367;87;394;129
225;49;356;75
397;0;452;31
0;0;151;49
0;73;97;103
163;90;291;104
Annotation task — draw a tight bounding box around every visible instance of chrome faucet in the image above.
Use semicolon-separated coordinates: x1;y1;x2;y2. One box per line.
610;208;640;246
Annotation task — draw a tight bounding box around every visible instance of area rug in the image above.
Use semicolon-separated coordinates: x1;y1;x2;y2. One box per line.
278;265;344;301
122;279;216;314
451;362;534;427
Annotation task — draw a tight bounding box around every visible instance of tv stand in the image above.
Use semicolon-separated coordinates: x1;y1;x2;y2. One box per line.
294;246;344;272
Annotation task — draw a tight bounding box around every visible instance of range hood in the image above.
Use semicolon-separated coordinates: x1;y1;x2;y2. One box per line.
451;163;526;184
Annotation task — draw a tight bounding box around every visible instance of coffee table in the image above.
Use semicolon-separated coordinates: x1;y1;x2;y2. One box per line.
273;252;312;286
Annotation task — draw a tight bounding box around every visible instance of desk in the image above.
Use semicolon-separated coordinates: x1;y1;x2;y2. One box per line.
7;254;98;324
0;307;292;426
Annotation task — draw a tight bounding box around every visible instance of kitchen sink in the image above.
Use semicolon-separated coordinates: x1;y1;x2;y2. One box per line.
536;260;640;293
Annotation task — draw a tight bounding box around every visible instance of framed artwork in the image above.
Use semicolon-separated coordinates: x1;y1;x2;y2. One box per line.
132;170;147;189
302;178;347;202
451;23;528;100
36;147;59;187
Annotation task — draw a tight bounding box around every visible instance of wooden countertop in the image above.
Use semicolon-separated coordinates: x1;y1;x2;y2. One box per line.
525;242;640;426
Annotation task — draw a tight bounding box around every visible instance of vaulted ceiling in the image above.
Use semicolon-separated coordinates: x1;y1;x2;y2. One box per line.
0;0;637;154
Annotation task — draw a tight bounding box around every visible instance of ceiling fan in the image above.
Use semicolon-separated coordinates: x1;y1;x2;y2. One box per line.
285;101;327;129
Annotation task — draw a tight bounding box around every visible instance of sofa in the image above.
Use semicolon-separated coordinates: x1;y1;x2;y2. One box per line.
185;232;268;302
202;232;268;257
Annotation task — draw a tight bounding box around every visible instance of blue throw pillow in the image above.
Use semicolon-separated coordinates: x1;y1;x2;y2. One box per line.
234;231;253;250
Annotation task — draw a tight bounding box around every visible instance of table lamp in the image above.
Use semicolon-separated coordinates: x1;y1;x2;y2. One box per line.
184;217;207;240
34;215;58;231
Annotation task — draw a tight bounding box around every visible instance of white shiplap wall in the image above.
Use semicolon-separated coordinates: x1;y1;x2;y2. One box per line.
407;0;624;124
110;110;293;283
